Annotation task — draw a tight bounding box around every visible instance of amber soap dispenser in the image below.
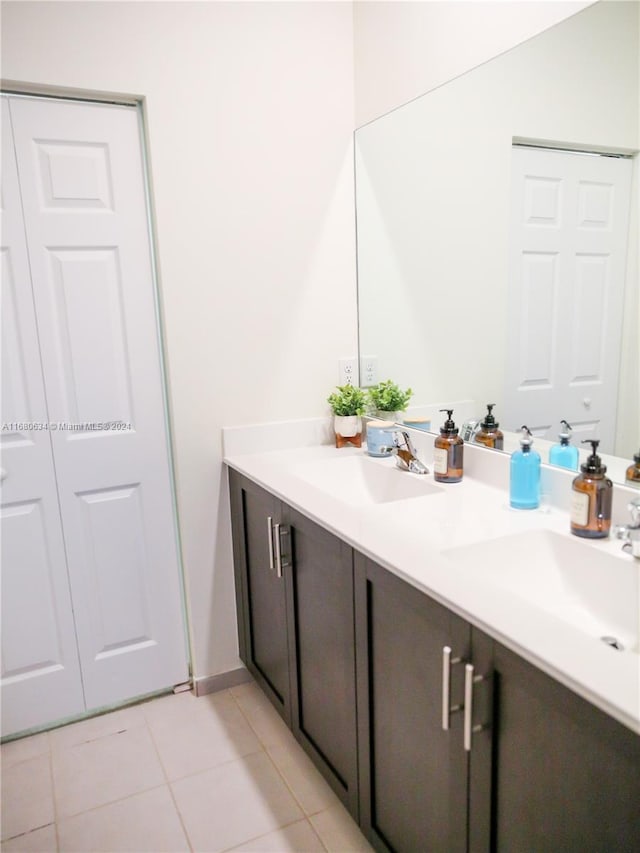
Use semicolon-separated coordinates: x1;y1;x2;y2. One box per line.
626;450;640;488
475;403;504;450
433;409;464;483
570;440;613;539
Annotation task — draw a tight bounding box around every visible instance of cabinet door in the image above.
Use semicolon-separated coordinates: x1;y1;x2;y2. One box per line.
488;641;640;852
229;471;291;723
284;506;358;817
355;554;470;853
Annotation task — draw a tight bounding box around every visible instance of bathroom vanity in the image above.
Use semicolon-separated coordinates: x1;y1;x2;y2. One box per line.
226;430;640;853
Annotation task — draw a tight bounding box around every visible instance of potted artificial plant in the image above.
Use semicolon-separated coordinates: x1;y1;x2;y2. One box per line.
367;379;413;422
327;384;366;448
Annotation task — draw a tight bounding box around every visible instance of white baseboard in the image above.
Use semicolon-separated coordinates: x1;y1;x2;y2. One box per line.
193;667;252;697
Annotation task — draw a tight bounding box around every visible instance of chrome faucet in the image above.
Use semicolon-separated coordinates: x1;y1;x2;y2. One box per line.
383;430;429;475
460;419;481;442
614;498;640;559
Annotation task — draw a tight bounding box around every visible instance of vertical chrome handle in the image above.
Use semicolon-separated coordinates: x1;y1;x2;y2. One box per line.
273;522;282;578
442;646;462;731
464;663;474;750
273;524;290;579
267;517;274;570
464;663;487;751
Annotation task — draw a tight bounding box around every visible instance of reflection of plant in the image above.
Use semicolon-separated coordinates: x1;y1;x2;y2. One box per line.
368;380;413;412
327;385;366;417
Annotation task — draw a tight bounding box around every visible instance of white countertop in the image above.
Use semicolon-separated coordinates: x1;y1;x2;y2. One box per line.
224;433;640;735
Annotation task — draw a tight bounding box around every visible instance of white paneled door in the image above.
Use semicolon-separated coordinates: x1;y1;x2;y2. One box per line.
1;95;188;735
1;99;86;733
504;146;632;452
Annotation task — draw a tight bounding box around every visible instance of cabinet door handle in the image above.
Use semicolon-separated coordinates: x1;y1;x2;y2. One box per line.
273;522;282;577
442;645;463;731
463;663;487;751
272;524;290;579
267;517;275;570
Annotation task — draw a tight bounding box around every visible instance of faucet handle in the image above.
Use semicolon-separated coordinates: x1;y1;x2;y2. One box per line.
615;498;640;559
392;430;416;456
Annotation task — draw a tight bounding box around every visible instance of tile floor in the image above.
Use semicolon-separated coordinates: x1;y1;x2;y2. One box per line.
1;681;374;852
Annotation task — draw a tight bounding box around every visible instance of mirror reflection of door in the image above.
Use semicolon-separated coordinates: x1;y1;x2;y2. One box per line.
504;145;633;453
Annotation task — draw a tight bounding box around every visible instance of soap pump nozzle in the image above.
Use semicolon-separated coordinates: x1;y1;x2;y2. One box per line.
482;403;499;429
439;408;458;435
581;439;607;475
558;420;572;446
519;425;533;452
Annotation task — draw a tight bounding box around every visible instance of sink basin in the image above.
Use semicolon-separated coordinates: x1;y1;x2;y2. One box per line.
292;455;443;506
444;530;639;653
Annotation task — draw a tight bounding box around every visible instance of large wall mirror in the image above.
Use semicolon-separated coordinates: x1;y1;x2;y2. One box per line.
355;1;639;484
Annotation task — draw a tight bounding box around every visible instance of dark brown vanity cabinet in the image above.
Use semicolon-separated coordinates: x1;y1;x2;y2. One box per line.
283;504;359;817
230;472;292;723
489;643;640;853
354;553;492;853
230;471;640;852
355;551;640;853
229;471;359;816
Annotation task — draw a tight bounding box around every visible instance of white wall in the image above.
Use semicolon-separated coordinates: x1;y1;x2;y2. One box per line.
1;1;357;681
353;0;595;126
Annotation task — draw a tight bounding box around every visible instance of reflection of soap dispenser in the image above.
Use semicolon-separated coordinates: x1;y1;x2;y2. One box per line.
549;420;579;471
510;425;540;509
570;440;613;539
626;450;640;489
433;409;464;483
475;404;504;450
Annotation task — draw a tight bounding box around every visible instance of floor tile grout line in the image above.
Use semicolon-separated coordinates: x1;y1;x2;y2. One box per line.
140;687;303;850
139;687;264;775
216;816;321;853
0;735;51;771
46;730;61;853
47;710;170;825
228;686;330;852
153;687;324;852
0;737;58;847
304;815;330;853
52;781;170;825
4;689;345;853
138;710;194;853
227;684;272;748
258;749;330;853
229;685;373;851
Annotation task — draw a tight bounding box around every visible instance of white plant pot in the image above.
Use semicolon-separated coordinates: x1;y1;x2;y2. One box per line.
375;410;403;423
334;415;362;437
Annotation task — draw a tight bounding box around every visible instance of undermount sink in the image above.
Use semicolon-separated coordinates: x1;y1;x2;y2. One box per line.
292;454;443;506
444;530;639;654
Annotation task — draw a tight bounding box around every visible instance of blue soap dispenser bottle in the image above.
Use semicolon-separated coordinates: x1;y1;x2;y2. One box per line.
549;420;579;471
510;425;541;509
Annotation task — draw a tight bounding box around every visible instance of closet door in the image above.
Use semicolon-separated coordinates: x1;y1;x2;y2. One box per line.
1;98;85;734
8;96;188;710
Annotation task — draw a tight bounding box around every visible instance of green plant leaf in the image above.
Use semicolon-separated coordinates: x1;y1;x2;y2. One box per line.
327;385;366;416
366;380;413;412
